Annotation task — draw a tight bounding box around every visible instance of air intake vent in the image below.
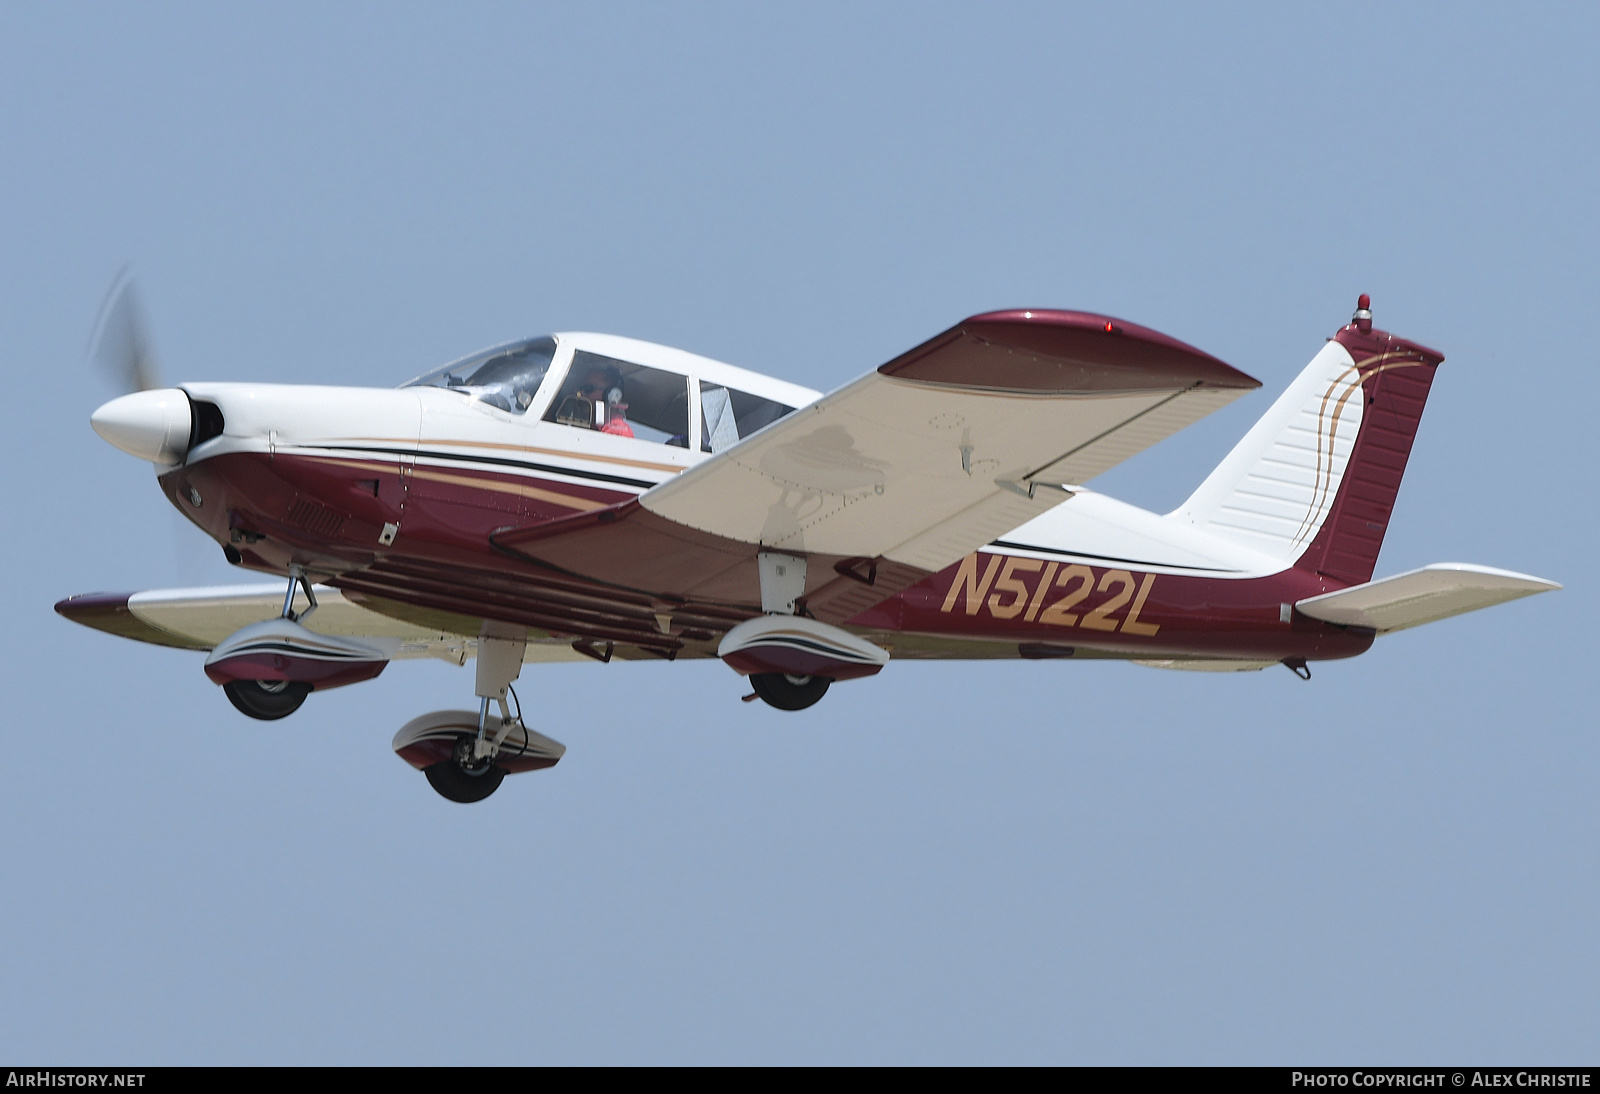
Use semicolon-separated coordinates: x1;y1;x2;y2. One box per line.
188;398;225;449
286;495;347;538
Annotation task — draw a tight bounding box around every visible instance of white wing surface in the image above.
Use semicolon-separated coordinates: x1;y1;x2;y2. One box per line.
639;310;1259;574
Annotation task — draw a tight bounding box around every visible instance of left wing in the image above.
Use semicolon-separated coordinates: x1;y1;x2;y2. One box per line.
639;309;1258;572
496;310;1258;620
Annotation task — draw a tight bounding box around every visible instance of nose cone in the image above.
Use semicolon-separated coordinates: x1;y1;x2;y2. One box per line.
91;389;192;463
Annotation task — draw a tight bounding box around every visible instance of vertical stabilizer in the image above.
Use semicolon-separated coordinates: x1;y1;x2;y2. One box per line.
1172;297;1444;582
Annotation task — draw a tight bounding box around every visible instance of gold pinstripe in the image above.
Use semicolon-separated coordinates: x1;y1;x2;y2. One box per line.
1292;352;1431;549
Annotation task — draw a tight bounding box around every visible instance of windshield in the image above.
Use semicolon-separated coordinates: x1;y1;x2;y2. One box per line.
403;336;558;413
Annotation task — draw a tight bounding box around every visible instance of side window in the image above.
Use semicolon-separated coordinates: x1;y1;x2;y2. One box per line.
543;351;691;446
700;384;796;453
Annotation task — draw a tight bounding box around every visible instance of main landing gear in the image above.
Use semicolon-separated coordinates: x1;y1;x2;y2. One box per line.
209;566;390;720
221;565;320;720
721;551;889;712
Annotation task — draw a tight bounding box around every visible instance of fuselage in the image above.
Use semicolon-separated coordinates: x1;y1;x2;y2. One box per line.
131;330;1372;667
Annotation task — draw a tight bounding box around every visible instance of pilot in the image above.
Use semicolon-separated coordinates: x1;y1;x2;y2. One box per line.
577;365;634;438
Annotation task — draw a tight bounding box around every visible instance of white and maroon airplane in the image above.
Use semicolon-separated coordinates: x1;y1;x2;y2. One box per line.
59;289;1558;802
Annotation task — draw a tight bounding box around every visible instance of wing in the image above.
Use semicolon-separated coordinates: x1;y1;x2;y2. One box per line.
494;310;1259;622
54;584;593;663
644;309;1257;569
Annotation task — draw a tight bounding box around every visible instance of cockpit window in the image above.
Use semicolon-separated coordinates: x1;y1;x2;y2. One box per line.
403;336;558;414
543;350;691;446
700;383;795;453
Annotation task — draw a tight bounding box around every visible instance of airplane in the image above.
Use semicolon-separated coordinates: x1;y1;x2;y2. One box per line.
57;285;1560;803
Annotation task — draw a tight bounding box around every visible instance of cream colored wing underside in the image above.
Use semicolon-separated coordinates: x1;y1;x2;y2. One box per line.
641;372;1245;574
123;584;589;663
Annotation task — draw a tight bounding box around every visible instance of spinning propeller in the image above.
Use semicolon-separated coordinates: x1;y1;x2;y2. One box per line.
85;269;230;580
90;267;164;394
87;270;194;464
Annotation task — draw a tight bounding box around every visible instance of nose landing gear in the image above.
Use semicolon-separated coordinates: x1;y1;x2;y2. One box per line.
392;622;566;803
392;709;566;804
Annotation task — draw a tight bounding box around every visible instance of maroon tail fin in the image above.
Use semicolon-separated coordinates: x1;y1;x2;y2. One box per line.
1294;300;1445;585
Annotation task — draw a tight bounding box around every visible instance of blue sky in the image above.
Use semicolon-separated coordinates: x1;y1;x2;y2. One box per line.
1;3;1594;1063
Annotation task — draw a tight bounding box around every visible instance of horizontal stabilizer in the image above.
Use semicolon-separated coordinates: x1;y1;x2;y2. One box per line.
1294;563;1559;634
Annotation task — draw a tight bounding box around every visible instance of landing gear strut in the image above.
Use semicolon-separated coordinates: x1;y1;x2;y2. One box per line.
416;623;530;803
220;565;320;721
745;552;832;712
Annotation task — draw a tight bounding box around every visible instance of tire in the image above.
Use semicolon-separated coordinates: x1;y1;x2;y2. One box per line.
424;757;507;804
423;736;508;803
223;678;311;720
749;673;832;712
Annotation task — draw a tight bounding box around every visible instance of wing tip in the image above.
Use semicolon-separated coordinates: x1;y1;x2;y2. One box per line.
55;591;211;650
880;309;1260;394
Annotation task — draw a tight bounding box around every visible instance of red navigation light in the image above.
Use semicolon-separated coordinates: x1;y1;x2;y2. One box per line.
1103;321;1115;333
1353;293;1373;332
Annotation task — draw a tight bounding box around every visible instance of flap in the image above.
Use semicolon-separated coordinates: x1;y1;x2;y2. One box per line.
1294;563;1560;634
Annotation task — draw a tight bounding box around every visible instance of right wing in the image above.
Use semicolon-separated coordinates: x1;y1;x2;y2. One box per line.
54;584;592;663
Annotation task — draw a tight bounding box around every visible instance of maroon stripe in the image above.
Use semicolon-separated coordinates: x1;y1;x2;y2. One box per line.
54;593;211;651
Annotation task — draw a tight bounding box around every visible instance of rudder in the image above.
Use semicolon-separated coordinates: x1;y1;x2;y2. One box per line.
1173;296;1444;583
1294;299;1443;583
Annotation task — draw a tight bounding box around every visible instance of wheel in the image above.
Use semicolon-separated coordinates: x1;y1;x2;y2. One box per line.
423;737;507;803
223;678;311;720
749;673;832;711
